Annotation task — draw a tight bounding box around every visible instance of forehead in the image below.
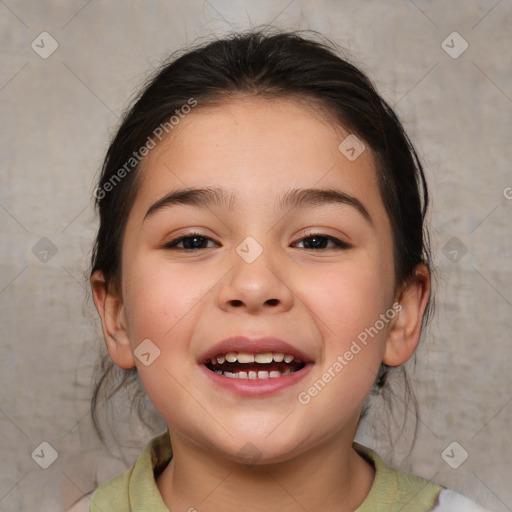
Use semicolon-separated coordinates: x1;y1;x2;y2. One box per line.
131;96;384;220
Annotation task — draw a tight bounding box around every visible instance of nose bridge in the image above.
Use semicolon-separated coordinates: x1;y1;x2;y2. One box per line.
217;234;293;312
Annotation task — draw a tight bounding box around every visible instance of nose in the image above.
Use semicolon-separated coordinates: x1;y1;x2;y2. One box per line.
216;243;294;314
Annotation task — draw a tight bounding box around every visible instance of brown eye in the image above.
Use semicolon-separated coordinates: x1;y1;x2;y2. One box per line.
163;232;218;250
293;233;351;250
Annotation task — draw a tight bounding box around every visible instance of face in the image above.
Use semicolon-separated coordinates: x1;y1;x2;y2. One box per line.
102;96;407;463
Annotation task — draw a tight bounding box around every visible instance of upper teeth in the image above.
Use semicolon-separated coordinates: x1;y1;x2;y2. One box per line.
210;352;295;365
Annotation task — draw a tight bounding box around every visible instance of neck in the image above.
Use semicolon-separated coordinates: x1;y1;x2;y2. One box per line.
156;430;375;512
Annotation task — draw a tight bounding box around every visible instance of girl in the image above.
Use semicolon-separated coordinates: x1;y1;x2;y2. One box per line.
73;29;493;511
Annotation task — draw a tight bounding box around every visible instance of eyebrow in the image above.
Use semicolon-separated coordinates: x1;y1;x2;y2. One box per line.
143;186;372;224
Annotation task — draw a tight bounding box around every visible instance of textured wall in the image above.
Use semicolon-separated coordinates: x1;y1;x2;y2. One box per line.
0;1;510;511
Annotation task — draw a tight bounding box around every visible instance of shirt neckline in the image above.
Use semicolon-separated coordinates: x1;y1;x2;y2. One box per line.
127;432;439;511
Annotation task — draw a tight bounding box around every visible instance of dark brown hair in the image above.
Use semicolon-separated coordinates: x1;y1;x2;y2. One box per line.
90;28;432;443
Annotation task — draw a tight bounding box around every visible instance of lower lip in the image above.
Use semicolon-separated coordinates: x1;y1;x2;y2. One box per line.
199;363;313;396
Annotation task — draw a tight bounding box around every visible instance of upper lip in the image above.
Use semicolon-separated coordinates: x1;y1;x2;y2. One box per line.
199;336;314;364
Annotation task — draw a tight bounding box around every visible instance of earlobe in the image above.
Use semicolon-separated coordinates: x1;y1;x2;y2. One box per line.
90;270;136;369
383;264;431;367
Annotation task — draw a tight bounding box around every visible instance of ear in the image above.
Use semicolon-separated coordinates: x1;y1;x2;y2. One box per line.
90;270;136;369
383;264;431;367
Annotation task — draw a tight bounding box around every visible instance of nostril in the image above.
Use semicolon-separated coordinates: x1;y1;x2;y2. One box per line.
227;298;279;308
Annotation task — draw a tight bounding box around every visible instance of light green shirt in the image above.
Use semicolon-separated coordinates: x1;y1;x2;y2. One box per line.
89;431;445;511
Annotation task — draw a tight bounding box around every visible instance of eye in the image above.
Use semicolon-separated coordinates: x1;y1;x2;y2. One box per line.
161;231;351;251
293;231;351;250
162;232;219;251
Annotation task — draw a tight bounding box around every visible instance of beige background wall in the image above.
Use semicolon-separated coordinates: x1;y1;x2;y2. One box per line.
1;1;511;510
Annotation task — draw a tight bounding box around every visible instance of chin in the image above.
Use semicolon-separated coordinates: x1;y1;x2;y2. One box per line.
216;430;309;467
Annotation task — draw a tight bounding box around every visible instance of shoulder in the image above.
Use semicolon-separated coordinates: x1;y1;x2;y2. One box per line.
64;492;93;512
429;489;495;511
62;468;132;512
86;431;172;512
353;443;494;511
89;468;132;512
354;442;443;510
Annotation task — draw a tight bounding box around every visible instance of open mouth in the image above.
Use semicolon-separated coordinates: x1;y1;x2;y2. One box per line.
204;351;306;379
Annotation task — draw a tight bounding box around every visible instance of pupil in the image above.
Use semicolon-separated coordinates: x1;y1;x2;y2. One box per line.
184;236;206;249
306;236;325;249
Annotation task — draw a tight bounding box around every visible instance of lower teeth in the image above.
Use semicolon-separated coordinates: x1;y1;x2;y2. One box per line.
215;369;293;379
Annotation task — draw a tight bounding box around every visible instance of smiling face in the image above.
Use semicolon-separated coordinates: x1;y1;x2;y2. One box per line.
92;95;429;465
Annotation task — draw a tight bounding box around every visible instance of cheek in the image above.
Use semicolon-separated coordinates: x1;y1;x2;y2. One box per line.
297;273;391;418
120;258;206;423
305;255;395;345
121;254;209;344
297;255;394;409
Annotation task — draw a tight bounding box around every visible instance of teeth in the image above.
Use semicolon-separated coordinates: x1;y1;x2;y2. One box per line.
215;369;297;379
225;352;237;363
208;351;305;380
237;352;255;363
254;352;273;364
210;351;298;364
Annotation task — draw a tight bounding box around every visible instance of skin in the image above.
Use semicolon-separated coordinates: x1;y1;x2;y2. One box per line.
91;96;430;512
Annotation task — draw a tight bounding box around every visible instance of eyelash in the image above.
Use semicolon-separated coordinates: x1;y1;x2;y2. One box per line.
162;230;352;251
